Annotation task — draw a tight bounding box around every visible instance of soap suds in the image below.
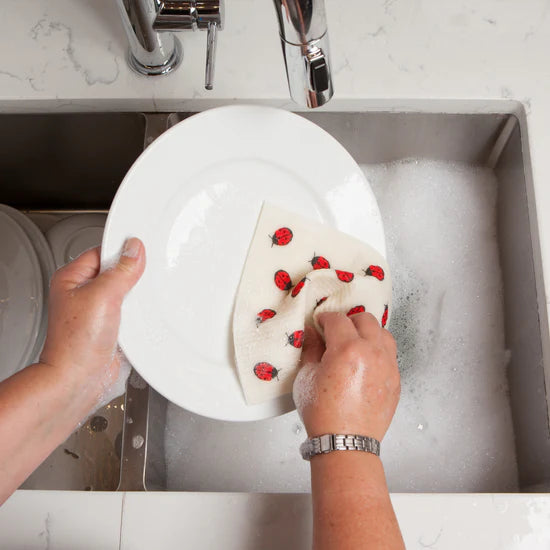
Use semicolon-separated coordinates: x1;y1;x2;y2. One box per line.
292;363;318;418
163;159;518;493
93;348;131;412
343;361;366;400
367;159;518;492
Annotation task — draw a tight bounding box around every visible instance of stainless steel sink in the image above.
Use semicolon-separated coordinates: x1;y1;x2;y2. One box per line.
3;109;549;494
144;111;550;494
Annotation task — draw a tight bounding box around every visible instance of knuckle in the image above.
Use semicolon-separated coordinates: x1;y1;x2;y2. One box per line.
362;312;379;324
382;328;397;348
382;326;396;342
339;340;363;362
354;312;380;332
115;261;135;276
49;267;64;288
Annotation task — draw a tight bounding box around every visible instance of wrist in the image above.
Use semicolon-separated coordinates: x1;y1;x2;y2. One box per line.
305;420;385;442
311;451;388;496
35;361;101;417
311;451;388;501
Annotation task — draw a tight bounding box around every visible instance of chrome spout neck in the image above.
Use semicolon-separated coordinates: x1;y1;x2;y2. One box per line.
273;0;334;108
115;0;223;89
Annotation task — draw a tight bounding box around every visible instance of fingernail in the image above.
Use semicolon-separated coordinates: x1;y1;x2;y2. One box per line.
122;237;141;259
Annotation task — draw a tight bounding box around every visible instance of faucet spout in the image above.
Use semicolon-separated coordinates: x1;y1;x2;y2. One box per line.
273;0;334;108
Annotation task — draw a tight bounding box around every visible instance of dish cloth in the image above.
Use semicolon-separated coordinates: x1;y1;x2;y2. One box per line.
233;204;392;406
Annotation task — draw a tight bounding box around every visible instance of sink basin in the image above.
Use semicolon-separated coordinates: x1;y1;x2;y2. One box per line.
1;113;146;490
2;108;548;494
144;110;550;494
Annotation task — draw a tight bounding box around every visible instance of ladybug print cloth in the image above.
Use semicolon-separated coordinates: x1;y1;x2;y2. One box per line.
287;330;305;348
256;308;276;326
310;254;330;270
347;305;366;316
335;270;355;283
291;276;308;298
233;204;392;406
254;362;280;381
270;227;293;247
274;269;292;291
364;265;385;281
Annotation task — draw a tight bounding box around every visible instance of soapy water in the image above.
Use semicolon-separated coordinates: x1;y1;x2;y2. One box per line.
165;407;311;493
292;362;318;419
368;159;517;492
164;159;518;493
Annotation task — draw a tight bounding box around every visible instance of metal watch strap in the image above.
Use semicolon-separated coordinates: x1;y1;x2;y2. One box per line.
300;434;380;461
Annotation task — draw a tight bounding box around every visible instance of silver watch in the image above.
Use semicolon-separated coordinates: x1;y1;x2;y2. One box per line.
300;434;380;461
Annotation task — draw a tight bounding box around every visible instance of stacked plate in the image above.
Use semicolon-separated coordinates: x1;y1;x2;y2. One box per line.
0;208;107;383
0;205;55;382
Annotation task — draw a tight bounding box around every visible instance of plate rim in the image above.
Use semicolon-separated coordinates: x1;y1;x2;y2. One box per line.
0;205;56;364
0;210;44;379
46;213;108;269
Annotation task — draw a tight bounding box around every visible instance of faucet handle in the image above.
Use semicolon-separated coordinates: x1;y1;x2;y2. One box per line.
195;1;223;90
204;21;218;90
154;0;223;89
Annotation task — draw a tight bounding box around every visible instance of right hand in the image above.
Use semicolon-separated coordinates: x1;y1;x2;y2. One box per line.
293;311;400;441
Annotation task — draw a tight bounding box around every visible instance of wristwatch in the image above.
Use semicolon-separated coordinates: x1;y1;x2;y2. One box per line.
300;434;380;461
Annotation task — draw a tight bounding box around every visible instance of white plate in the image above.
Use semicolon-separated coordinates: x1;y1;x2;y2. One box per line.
46;214;107;269
102;105;385;421
0;205;56;364
0;211;43;382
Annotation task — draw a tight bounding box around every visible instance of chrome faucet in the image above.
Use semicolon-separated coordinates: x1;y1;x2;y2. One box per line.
115;0;333;108
115;0;223;88
272;0;333;108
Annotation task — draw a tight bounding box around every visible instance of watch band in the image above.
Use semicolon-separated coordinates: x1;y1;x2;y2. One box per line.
300;434;380;461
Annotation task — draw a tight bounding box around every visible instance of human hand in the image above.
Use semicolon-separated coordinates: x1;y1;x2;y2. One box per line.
293;311;400;441
39;238;145;412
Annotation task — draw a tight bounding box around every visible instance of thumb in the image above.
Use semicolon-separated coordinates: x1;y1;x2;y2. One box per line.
300;325;325;367
97;237;146;299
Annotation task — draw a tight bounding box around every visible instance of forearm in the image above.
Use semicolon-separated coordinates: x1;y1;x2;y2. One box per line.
0;363;93;505
311;452;404;550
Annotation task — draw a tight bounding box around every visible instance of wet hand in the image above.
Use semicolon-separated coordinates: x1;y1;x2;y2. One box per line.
293;311;400;441
39;238;145;411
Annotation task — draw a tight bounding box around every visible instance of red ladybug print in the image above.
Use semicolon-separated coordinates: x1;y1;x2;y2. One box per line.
310;254;330;270
347;305;366;316
336;270;354;283
315;296;328;309
270;227;293;247
274;270;292;291
254;362;280;381
364;265;385;281
382;305;389;328
291;277;308;297
256;308;276;326
286;330;304;349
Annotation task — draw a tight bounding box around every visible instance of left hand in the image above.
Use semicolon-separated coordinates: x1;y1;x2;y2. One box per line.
40;238;146;411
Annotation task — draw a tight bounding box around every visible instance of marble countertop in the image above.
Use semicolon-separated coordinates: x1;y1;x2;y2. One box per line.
1;491;549;549
2;0;550;547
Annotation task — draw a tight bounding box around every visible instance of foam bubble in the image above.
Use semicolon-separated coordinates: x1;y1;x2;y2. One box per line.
366;159;518;492
292;363;318;419
163;159;518;493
